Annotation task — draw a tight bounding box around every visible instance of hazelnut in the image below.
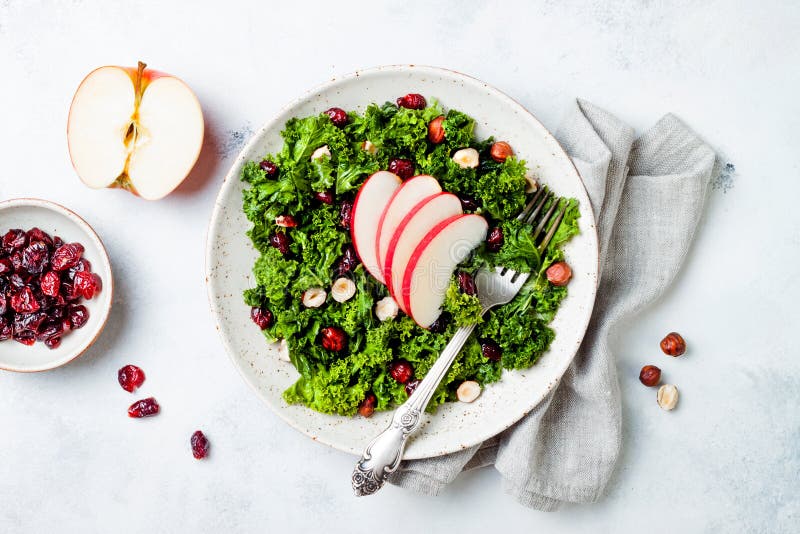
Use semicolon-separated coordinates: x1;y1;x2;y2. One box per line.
361;140;377;154
657;384;679;411
490;141;514;162
452;148;479;169
357;393;377;418
302;287;327;308
524;172;539;193
456;381;481;403
331;277;356;303
311;145;331;160
660;332;686;357
546;261;572;286
375;296;399;321
639;365;661;387
428;115;445;144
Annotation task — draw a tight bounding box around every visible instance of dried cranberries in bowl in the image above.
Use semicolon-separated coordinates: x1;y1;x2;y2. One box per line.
0;227;102;350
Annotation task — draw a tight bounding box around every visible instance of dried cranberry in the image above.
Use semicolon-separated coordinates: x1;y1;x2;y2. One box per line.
486;227;504;252
428;313;449;333
456;271;477;296
44;337;61;349
40;271;60;297
250;306;273;329
389;360;414;384
459;195;480;212
36;320;63;341
388;158;414;180
2;229;26;253
269;232;291;255
358;393;377;418
73;271;100;299
259;159;279;178
8;273;25;290
10;251;23;272
396;93;426;110
128;397;160;418
405;379;420;396
480;339;502;362
324;107;348;127
68;304;89;329
26;228;53;248
0;320;11;341
11;286;39;313
314;190;334;204
13;331;35;346
14;311;46;333
190;430;210;459
320;326;346;352
0;258;13;274
51;243;84;271
118;364;146;393
67;257;91;279
0;294;6;315
334;244;360;276
275;215;298;228
339;200;353;230
53;235;64;248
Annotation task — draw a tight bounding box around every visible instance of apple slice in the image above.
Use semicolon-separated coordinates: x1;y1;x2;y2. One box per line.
375;175;441;274
67;61;204;200
401;214;488;328
350;171;402;283
384;193;463;312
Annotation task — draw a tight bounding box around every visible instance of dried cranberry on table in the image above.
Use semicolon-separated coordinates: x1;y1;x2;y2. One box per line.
396;93;427;110
128;397;160;418
191;430;210;459
388;158;414;180
118;364;146;393
324;107;348;128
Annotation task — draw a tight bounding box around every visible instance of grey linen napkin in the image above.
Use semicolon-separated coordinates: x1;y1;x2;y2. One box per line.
389;99;716;510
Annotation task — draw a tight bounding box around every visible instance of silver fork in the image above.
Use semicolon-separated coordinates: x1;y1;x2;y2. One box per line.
351;187;567;496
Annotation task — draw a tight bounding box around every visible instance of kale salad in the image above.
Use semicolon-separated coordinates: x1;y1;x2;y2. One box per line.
241;95;580;416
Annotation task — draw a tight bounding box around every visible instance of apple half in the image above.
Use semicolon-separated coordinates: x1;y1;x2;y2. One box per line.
67;62;204;200
384;193;463;312
350;171;402;282
375;175;441;275
401;214;488;328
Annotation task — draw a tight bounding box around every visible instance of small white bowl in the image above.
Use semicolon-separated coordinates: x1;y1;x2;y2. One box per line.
0;198;113;372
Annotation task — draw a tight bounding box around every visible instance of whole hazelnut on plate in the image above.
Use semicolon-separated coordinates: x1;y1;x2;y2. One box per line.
660;332;686;357
639;365;661;387
490;141;514;162
657;384;679;411
546;261;572;286
428;115;445;144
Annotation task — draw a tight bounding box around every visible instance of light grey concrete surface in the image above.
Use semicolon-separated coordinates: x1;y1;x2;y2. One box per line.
0;1;797;532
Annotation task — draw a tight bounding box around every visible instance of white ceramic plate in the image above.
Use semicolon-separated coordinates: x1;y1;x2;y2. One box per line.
0;198;113;372
206;66;598;459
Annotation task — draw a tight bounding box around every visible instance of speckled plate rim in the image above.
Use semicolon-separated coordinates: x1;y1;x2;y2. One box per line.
206;65;599;459
0;197;114;372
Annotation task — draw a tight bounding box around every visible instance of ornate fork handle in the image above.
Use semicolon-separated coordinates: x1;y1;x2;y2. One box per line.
352;323;478;496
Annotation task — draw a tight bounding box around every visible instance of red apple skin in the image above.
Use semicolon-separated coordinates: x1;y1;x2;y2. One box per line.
383;192;461;310
350;171;402;282
66;62;204;200
374;175;438;277
400;214;487;324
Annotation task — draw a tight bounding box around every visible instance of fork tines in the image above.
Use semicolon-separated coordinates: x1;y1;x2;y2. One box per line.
516;186;567;253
